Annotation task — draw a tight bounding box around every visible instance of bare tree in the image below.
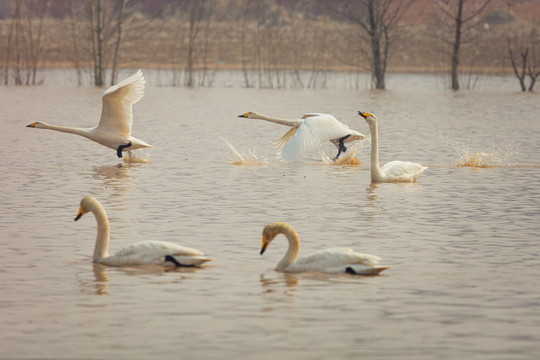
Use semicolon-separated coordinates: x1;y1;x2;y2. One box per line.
110;0;127;85
239;0;254;87
508;38;528;91
88;0;105;86
318;0;409;90
65;0;153;87
433;0;493;91
2;0;49;85
66;0;83;85
508;28;540;92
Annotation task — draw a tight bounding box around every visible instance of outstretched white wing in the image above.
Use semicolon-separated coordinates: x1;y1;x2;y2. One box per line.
278;113;354;161
97;69;145;137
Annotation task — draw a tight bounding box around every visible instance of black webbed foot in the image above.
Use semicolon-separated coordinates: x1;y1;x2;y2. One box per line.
333;134;351;161
116;142;132;158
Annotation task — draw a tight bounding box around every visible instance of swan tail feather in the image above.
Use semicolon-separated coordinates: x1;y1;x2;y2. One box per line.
345;265;390;275
165;255;211;267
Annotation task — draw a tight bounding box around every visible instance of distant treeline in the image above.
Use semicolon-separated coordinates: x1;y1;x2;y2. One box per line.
0;0;538;90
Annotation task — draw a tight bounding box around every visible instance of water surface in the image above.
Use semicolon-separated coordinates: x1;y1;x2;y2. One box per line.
1;76;539;359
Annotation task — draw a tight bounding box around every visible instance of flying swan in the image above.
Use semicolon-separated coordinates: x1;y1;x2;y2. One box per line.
260;222;390;275
238;111;365;161
74;196;211;267
358;111;428;183
27;70;151;158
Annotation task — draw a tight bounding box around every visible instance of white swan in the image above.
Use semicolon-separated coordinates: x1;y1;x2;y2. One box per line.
238;111;365;161
358;111;428;183
260;222;390;275
74;196;211;267
27;70;151;158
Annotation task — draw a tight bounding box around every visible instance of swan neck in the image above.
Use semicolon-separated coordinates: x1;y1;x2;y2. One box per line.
254;114;302;127
369;122;385;181
40;123;89;136
91;202;110;261
277;225;300;271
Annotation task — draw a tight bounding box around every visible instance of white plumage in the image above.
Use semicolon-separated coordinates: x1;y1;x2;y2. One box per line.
75;196;211;267
238;111;364;162
358;111;428;183
27;70;151;158
260;222;389;275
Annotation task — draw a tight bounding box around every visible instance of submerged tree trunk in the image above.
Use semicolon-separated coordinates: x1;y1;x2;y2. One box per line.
450;0;464;91
90;0;104;86
368;0;385;89
435;0;493;91
111;0;126;86
322;0;407;90
507;41;528;92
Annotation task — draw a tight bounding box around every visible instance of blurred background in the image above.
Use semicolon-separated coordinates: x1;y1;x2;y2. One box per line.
0;0;538;91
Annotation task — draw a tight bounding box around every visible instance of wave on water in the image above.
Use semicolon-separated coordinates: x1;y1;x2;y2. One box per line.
221;137;268;165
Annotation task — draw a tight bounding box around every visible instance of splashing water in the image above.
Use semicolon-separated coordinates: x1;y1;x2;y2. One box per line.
453;139;517;168
458;151;501;168
123;149;151;164
321;147;363;166
221;137;268;166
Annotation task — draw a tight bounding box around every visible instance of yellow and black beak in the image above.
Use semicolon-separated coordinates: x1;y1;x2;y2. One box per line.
238;112;249;118
260;236;269;255
74;207;84;221
357;111;370;119
26;122;37;128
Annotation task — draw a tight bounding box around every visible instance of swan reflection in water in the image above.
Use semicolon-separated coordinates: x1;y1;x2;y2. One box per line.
89;262;205;296
92;163;138;197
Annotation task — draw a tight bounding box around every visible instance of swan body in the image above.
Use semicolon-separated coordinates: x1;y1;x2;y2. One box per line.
358;111;427;183
260;222;389;275
239;111;365;161
75;196;211;267
27;70;151;158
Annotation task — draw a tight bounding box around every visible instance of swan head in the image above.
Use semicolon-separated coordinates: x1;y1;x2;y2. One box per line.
26;121;48;128
238;111;260;119
260;222;288;255
74;196;98;221
357;111;377;125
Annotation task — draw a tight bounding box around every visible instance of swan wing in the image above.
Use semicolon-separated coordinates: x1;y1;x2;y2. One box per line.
382;161;428;181
287;248;381;273
301;113;324;119
97;69;145;137
278;114;354;161
274;127;298;151
107;240;204;266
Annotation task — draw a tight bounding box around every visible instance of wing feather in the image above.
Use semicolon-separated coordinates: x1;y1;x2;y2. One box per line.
278;114;354;161
108;240;205;266
97;69;145;137
274;127;298;151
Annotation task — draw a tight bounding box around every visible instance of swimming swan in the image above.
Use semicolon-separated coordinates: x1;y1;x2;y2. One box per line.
27;70;151;158
74;196;211;267
260;222;390;275
358;111;427;183
238;111;365;161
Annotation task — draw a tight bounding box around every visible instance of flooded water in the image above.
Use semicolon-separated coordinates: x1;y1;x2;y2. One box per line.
1;74;540;359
